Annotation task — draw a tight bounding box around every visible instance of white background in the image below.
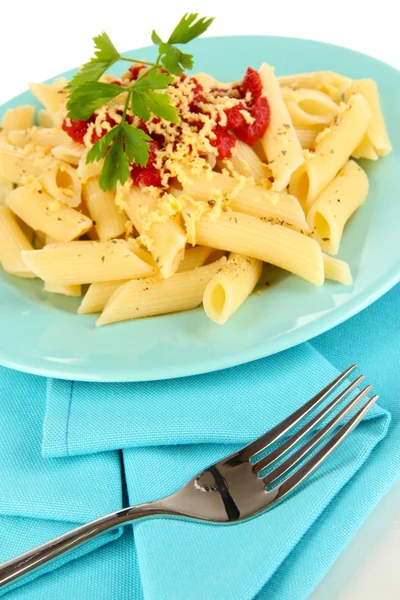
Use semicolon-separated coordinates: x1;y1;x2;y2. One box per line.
1;1;399;597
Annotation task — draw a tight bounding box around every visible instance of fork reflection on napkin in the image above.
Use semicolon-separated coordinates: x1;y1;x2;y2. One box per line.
0;283;399;599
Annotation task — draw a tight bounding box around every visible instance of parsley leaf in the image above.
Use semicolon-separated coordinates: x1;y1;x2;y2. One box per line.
159;44;193;76
67;82;124;120
167;13;215;45
122;122;151;166
86;127;119;164
131;89;150;121
69;32;120;88
99;129;130;191
146;91;179;123
151;30;163;45
131;88;179;123
130;90;151;120
134;70;174;90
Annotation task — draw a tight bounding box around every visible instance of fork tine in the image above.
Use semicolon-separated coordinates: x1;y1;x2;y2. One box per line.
253;374;364;475
264;384;372;485
239;365;357;461
269;394;378;504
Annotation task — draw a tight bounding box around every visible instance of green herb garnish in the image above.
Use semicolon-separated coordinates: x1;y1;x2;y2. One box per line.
66;13;214;191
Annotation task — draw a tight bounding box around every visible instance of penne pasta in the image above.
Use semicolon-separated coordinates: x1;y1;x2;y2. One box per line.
295;128;318;150
323;254;352;285
345;79;392;157
6;186;92;242
194;211;324;286
0;207;36;278
203;253;262;324
51;142;85;166
82;177;125;242
307;160;369;255
1;105;35;133
78;280;128;314
22;239;155;285
97;258;226;325
77;149;104;182
44;281;82;296
289;94;371;209
281;88;340;129
278;71;352;102
0;144;81;207
125;188;186;278
181;170;309;233
37;109;54;128
225;141;271;183
258;63;305;191
29;78;68;121
177;246;225;272
7;127;71;149
0;176;13;205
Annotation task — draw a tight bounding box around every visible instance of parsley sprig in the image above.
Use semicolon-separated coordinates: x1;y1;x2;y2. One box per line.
66;13;214;191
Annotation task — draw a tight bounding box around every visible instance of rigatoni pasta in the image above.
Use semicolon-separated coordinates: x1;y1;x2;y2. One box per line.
0;55;391;326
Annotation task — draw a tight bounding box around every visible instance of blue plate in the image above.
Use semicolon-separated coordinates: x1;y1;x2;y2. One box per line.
0;36;399;381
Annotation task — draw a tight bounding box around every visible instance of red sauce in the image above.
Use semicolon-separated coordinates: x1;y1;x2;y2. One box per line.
61;117;93;144
240;67;263;102
62;67;270;187
210;125;237;159
130;140;162;187
234;96;270;146
128;65;146;81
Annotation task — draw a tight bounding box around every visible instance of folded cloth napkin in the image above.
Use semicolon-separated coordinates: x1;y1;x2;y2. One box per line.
1;283;399;599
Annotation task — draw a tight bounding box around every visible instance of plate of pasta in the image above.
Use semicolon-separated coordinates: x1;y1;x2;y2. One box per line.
0;20;399;381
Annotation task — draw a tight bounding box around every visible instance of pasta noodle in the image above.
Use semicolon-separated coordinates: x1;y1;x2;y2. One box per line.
0;207;36;278
203;253;262;324
82;178;125;241
7;127;71;149
97;258;226;325
177;246;225;272
44;281;82;296
259;63;305;190
6;186;92;242
125;188;187;278
289;94;370;209
281;88;340;130
0;176;13;205
323;254;352;285
345;79;392;157
307;160;369;255
223;141;271;183
78;280;127;314
0;144;81;207
278;71;352;102
180;170;309;233
194;211;324;286
29;78;68;121
1;105;35;133
22;239;155;285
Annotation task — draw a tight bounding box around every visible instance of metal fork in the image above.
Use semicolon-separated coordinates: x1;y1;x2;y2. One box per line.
0;365;377;589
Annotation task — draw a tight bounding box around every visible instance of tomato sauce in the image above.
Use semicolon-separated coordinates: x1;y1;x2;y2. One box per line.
62;66;270;187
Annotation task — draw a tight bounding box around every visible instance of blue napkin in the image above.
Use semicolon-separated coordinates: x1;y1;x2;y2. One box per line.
1;284;399;599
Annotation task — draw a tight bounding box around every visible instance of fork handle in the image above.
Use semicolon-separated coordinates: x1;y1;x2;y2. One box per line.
0;501;168;589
